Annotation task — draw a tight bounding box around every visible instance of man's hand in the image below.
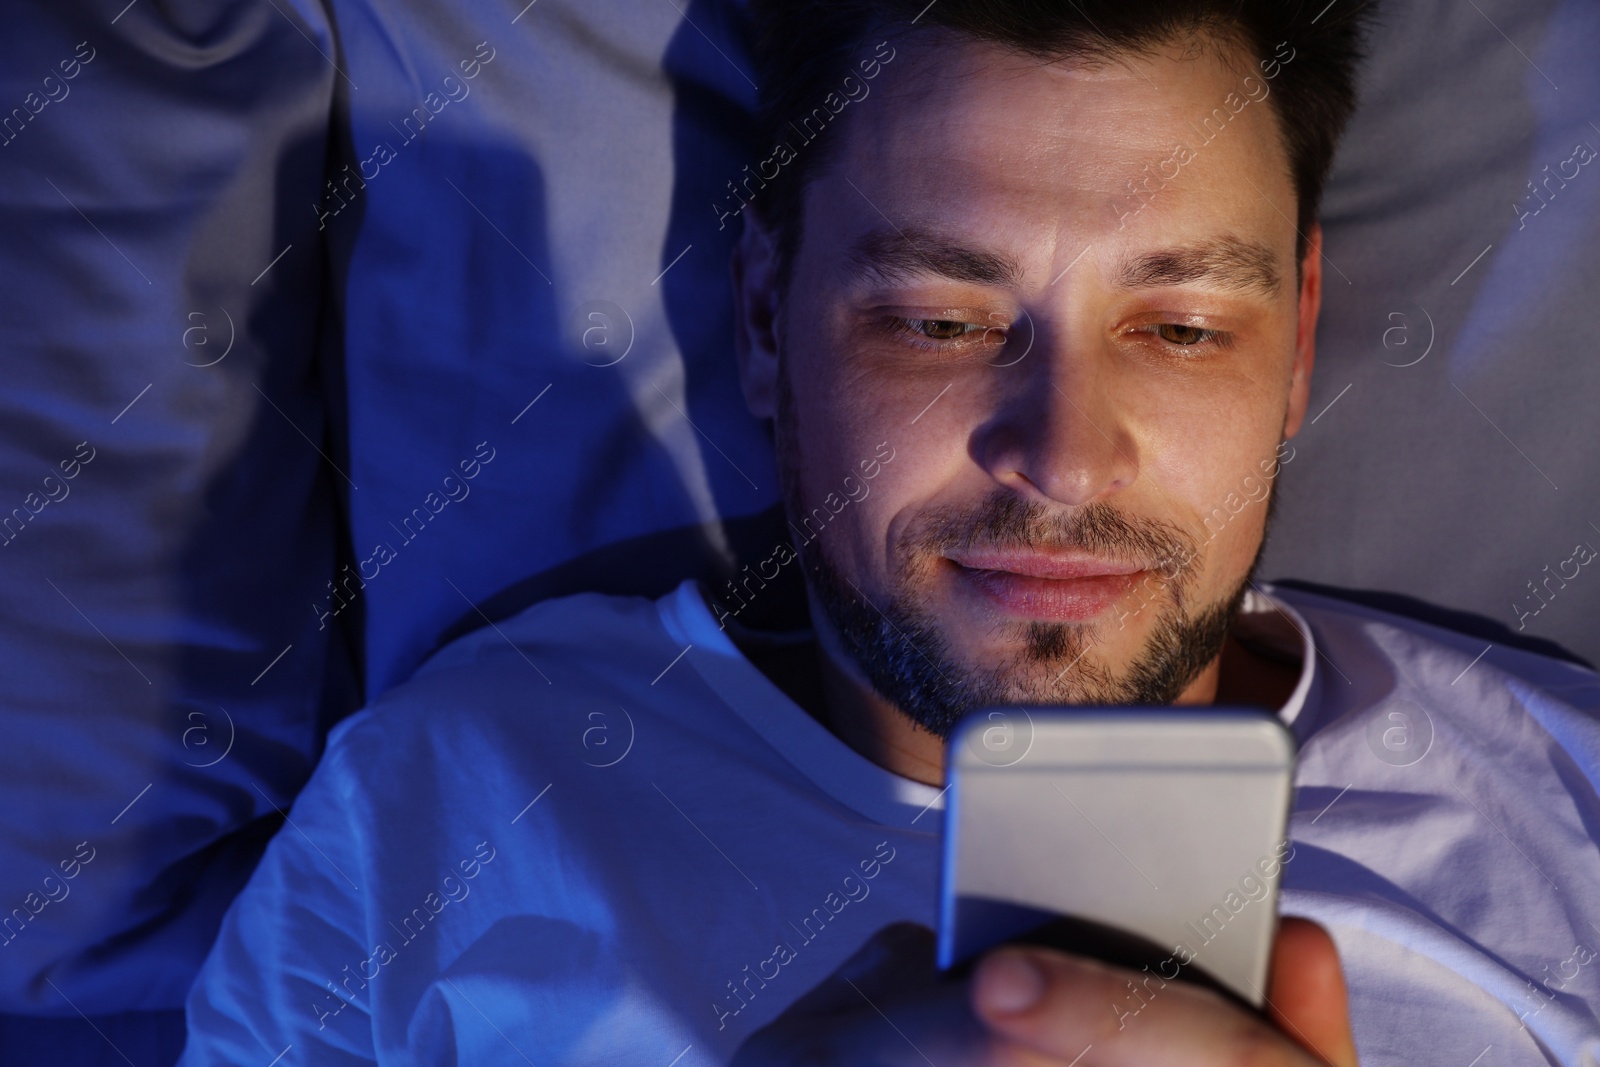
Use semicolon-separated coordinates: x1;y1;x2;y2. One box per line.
972;916;1357;1065
730;918;1357;1065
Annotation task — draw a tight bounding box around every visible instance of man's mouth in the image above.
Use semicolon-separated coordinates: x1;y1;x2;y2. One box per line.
945;549;1148;622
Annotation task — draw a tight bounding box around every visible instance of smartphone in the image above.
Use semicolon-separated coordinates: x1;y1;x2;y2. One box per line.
937;706;1296;1009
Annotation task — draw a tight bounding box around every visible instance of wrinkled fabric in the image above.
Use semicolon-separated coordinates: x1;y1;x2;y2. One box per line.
180;581;1600;1065
321;0;779;699
0;0;353;1020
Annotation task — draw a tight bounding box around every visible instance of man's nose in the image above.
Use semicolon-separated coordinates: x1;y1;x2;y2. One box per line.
968;329;1139;508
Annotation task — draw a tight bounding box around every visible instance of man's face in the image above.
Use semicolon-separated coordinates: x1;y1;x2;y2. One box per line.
738;31;1319;737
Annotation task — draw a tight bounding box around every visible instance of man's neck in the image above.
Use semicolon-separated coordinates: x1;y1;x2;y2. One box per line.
728;606;1300;790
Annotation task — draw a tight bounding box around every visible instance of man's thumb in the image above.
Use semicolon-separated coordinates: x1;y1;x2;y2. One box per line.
1267;917;1358;1067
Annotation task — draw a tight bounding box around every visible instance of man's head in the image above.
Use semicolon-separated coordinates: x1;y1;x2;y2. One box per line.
731;0;1373;738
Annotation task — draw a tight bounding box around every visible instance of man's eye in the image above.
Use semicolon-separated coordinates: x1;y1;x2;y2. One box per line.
886;317;1002;348
907;318;981;340
1153;323;1222;346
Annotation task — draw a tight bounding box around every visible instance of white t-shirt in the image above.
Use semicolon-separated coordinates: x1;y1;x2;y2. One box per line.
180;579;1600;1065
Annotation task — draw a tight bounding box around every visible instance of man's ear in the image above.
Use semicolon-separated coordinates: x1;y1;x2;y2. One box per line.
1281;221;1323;440
731;209;783;419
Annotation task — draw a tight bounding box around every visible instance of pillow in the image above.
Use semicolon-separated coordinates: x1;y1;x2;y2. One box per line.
1258;0;1600;668
0;0;354;1060
323;0;781;698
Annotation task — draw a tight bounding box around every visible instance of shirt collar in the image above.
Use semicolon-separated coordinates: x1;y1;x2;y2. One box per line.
656;577;1317;825
1236;583;1318;728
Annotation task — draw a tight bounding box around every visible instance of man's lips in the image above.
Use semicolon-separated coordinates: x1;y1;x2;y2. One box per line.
946;550;1148;622
946;550;1145;581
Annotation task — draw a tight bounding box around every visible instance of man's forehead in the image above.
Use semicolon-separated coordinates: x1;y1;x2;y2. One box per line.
811;33;1297;287
859;30;1260;146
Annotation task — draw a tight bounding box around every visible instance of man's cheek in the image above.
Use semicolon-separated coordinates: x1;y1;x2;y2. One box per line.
1214;499;1273;575
845;497;905;585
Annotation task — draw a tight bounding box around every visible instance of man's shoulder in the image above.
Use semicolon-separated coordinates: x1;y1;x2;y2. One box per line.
321;583;702;779
1267;581;1600;711
412;584;676;682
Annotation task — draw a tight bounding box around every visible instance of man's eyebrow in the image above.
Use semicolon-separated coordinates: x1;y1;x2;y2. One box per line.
1115;236;1283;297
844;227;1023;288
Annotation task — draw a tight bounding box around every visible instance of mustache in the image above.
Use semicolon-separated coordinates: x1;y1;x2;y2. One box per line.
907;492;1198;580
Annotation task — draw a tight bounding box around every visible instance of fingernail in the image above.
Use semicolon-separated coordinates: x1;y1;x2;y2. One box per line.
976;950;1045;1015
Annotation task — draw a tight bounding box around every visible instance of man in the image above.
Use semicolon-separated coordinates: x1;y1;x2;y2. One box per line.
181;1;1600;1063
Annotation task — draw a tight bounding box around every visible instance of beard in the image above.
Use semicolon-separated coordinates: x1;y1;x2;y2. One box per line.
773;360;1270;741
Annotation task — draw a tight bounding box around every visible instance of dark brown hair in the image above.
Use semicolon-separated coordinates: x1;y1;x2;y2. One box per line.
747;0;1376;285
